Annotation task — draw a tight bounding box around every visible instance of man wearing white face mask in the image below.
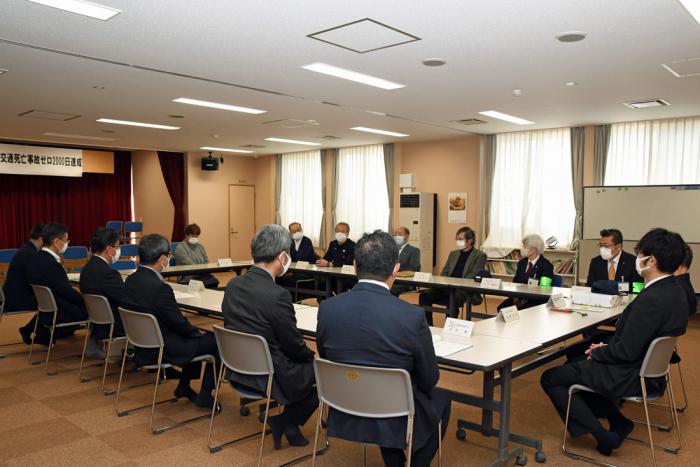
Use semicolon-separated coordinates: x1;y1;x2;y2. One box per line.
316;222;355;267
586;228;641;287
497;234;554;311
390;226;421;296
223;224;317;449
288;222;317;263
174;223;219;289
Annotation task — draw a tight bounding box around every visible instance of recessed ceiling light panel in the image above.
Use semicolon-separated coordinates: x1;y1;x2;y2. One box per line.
43;132;117;141
0;68;8;75
350;127;409;137
265;137;320;146
565;81;579;86
200;146;253;153
97;118;180;130
678;0;700;26
623;99;670;109
662;58;700;78
301;62;405;90
26;0;121;20
173;97;266;114
555;31;588;42
478;110;534;125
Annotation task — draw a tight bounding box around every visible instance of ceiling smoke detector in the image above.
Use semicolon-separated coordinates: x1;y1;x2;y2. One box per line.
555;31;587;43
422;58;447;67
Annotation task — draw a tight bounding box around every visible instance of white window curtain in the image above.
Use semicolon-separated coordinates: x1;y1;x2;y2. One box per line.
605;117;700;185
335;144;390;240
278;150;323;246
483;128;576;255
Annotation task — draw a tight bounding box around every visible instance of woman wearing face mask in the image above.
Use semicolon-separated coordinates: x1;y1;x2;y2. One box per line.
497;234;554;311
174;223;219;289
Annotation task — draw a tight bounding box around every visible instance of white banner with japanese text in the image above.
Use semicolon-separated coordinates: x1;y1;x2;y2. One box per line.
0;143;83;177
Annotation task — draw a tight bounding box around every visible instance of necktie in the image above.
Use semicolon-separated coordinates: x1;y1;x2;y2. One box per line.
526;262;533;275
608;261;616;280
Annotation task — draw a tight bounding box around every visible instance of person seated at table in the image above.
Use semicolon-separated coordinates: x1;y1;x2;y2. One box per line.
675;243;697;316
28;222;88;343
3;223;48;345
316;222;355;267
289;222;317;263
419;226;487;326
317;230;450;467
79;227;127;342
540;228;689;457
497;234;553;311
123;234;220;409
174;223;219;289
223;224;317;449
586;228;641;287
390;226;421;296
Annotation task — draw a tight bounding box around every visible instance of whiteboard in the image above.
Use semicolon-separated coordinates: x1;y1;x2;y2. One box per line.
583;185;700;242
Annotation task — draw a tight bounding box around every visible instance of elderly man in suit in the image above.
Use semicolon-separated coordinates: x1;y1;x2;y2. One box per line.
497;234;554;311
123;234;220;410
390;225;421;296
223;224;317;449
317;230;450;467
418;226;487;326
586;228;641;287
541;228;689;457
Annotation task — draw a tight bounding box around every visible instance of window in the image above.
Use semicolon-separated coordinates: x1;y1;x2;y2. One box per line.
278;150;323;245
605;117;700;185
335;144;389;240
484;128;576;251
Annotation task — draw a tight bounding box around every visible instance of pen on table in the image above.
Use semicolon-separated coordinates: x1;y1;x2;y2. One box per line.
574;310;588;317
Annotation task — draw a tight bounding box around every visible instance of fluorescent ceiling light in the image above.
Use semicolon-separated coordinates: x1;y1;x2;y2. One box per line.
678;0;700;25
26;0;121;20
301;62;405;90
200;146;253;154
0;69;7;75
174;97;266;115
478;110;534;125
350;127;409;137
43;132;116;141
97;118;180;130
264;137;320;146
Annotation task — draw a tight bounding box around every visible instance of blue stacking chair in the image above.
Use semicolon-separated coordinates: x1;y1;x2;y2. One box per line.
0;249;18;264
170;242;180;266
552;274;564;287
112;260;137;271
119;243;139;259
63;246;89;272
123;222;143;242
105;221;124;234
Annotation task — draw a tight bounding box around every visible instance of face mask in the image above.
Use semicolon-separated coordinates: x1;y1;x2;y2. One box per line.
456;239;466;249
187;237;199;245
635;256;651;276
160;255;169;272
335;232;348;244
292;231;303;241
394;235;406;247
279;251;292;275
599;247;613;260
520;247;531;258
111;247;121;264
59;239;69;254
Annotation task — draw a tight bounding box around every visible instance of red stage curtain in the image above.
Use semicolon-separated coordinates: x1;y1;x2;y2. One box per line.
0;151;132;249
157;151;185;242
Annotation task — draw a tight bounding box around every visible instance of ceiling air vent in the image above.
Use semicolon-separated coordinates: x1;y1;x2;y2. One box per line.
18;110;80;121
452;118;487;126
623;99;670;109
318;135;341;140
240;144;266;149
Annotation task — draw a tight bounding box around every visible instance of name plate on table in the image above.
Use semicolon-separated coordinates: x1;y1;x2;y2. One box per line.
499;305;520;323
413;272;433;282
618;282;630;293
481;278;502;289
527;278;539;286
217;258;234;267
295;261;310;269
341;264;355;274
443;318;474;338
549;293;567;308
188;280;205;294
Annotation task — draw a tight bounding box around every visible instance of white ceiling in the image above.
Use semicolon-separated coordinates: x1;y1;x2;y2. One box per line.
0;0;699;155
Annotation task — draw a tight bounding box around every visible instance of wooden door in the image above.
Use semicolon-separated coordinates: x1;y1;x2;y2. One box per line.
228;185;255;260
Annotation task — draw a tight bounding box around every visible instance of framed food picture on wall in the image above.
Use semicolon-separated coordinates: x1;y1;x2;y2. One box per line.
448;192;467;224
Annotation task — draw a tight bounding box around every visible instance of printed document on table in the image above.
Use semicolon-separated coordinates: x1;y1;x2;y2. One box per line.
433;340;473;357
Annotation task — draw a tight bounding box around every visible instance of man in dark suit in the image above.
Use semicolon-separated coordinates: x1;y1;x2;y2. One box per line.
28;222;88;341
123;234;219;409
498;234;554;311
223;224;316;449
289;222;317;263
390;226;421;296
79;227;127;342
316;222;357;296
586;228;642;287
2;224;47;344
317;230;450;467
541;228;689;457
674;243;696;316
419;226;487;325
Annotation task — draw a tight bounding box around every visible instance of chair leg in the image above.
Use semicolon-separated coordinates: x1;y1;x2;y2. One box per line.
78;322;91;382
257;377;274;467
675;362;688;412
562;388;617;467
101;326;115;392
114;344;129;416
207;364;225;452
405;416;414;467
45;314;58;375
641;383;657;467
148;353;164;433
28;313;40;363
438;419;443;467
362;445;367;467
311;401;324;467
667;378;682;453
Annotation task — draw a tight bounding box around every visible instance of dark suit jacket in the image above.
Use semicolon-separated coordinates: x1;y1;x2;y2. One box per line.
586;250;642;287
398;243;421;272
28;250;86;324
222;266;315;404
323;239;356;266
3;241;40;311
291;236;317;263
123;267;201;366
440;248;487;279
79;256;126;336
675;273;697;316
317;282;440;450
513;255;554;284
580;275;688;399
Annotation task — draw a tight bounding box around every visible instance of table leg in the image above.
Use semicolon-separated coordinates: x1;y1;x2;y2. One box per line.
324;276;332;299
482;371;494;430
496;363;513;464
448;288;456;318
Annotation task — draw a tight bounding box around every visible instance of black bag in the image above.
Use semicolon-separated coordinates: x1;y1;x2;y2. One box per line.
591;280;620;295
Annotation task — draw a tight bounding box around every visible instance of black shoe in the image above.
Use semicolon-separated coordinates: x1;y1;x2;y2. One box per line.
594;430;622;456
611;417;634;441
284;424;310;447
268;415;285;450
163;367;182;379
19;327;32;345
174;385;197;401
33;326;53;347
195;396;222;413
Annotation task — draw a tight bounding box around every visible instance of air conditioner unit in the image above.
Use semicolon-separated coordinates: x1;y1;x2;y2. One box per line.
399;192;437;272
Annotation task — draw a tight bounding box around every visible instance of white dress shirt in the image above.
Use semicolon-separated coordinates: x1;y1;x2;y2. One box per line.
358;279;390;291
41;247;61;263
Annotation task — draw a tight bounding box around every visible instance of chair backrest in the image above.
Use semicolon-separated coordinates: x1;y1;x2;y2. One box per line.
118;307;164;349
82;293;115;325
124;221;143;234
213;325;274;376
170;242;180;254
552;274;564;288
112;260;137;271
63;246;89;260
105;221;124;233
0;249;18;263
313;358;414;419
31;285;58;313
640;336;678;378
119;243;139;258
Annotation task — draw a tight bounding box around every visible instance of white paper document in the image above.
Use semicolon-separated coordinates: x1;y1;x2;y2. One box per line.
432;334;442;343
433;340;473;357
67;273;80;282
173;291;196;300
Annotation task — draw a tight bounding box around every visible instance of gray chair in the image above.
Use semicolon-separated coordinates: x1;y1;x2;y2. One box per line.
114;307;216;435
207;325;275;466
79;293;127;392
563;336;682;467
311;358;443;467
0;287;39;358
28;285;89;375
